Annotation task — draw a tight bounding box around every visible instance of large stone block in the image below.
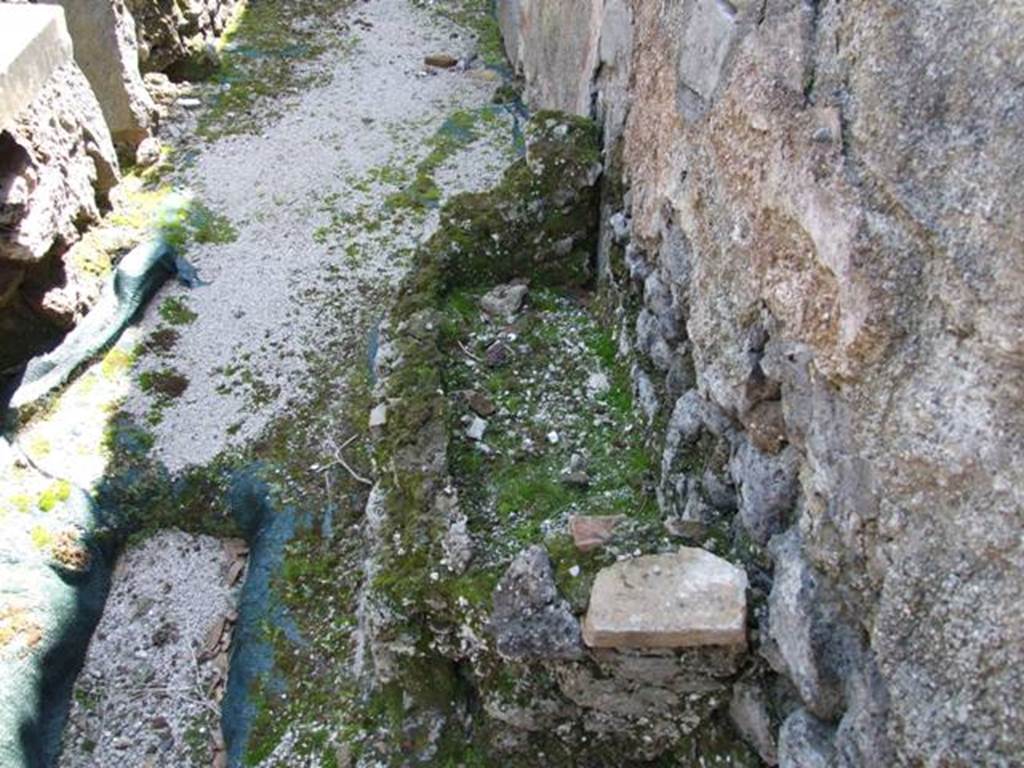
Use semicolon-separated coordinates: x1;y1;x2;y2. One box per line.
0;4;73;129
676;0;739;120
39;0;157;150
497;0;604;116
582;549;747;649
1;62;118;264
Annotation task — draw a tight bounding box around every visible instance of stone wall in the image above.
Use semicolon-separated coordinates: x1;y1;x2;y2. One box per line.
0;0;242;374
498;1;1024;765
127;0;243;75
1;5;121;372
7;0;156;151
45;0;158;150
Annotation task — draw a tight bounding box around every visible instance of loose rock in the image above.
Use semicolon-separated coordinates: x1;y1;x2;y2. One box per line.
491;546;582;661
424;53;458;68
480;282;528;319
582;549;748;649
569;514;624;552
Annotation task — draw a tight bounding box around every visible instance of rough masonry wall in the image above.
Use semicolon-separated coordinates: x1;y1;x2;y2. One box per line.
46;0;157;149
498;0;1024;765
0;58;120;371
127;0;243;75
7;0;157;149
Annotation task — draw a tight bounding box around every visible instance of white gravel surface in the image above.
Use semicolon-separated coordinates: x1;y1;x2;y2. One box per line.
60;531;245;767
126;0;517;472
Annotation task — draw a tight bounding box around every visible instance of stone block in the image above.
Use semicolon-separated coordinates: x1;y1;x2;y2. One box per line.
40;0;157;149
677;0;738;120
583;549;748;649
1;62;118;263
569;514;624;552
491;546;582;661
0;4;72;129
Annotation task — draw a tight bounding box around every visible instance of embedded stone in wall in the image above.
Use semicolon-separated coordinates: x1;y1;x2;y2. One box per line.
730;439;800;545
0;4;120;370
583;549;747;649
766;531;849;721
777;708;836;768
491;545;582;661
496;0;604;116
676;0;742;120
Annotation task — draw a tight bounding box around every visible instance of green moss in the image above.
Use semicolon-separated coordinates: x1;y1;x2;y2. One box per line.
30;525;54;550
495;462;577;529
244;674;291;765
190;204;239;244
183;712;216;767
26;434;51;457
99;412;241;543
9;493;33;515
37;480;71;513
585;326;618;368
143;327;181;355
138;368;190;400
196;0;356;140
395;113;601;304
100;346;136;379
159;296;198;325
109;182;176;232
159;200;238;250
69;239;114;278
384;108;495;213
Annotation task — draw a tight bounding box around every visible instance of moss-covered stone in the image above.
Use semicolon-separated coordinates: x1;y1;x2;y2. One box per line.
394;112;602;319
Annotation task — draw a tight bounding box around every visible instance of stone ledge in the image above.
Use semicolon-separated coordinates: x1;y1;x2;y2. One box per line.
0;4;73;129
582;549;748;649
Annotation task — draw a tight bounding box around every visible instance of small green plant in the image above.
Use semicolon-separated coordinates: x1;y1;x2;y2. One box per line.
160;201;237;249
191;204;239;244
144;327;181;355
6;493;33;516
138;368;190;399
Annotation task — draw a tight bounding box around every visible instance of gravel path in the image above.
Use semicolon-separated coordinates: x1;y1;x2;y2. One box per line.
60;532;247;767
127;0;517;472
46;1;518;766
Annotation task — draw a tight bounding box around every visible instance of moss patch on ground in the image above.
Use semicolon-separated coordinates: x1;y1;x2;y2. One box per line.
344;111;669;764
442;288;660;569
196;0;357;140
158;296;198;326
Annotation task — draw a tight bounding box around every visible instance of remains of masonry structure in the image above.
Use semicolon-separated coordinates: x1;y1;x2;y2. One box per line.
356;113;768;764
0;0;1020;766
